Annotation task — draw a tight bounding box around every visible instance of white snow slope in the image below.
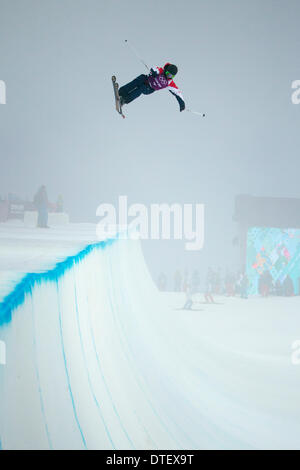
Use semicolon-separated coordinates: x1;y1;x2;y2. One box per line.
0;228;300;450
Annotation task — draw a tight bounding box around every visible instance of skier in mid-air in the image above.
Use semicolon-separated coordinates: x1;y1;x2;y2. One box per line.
118;63;186;112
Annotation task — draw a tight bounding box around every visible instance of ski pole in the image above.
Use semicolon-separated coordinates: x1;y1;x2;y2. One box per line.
186;108;206;117
124;39;150;72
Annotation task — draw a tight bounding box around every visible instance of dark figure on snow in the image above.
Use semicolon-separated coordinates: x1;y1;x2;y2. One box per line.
118;63;185;112
34;185;49;228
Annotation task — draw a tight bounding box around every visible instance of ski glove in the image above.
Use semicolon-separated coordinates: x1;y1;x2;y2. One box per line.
150;68;158;77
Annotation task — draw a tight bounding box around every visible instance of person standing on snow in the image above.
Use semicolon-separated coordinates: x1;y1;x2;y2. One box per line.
118;63;185;112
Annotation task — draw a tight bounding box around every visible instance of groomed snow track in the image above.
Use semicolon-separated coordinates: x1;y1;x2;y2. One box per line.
0;235;300;450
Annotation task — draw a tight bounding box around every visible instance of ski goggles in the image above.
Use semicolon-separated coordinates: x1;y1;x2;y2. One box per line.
165;71;174;79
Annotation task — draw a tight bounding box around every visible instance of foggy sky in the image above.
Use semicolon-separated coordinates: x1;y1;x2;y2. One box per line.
1;0;300;284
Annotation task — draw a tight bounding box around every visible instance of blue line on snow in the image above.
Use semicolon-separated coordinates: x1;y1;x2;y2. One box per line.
73;272;115;449
56;280;87;449
31;293;53;449
0;237;117;327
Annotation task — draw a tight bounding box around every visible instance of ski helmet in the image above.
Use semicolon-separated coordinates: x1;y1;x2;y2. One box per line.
164;63;178;77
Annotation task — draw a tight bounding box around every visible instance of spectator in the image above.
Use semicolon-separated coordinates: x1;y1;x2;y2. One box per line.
34;185;49;228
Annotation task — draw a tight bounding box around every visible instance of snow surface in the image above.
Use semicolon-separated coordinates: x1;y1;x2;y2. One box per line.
0;220;100;302
0;222;300;450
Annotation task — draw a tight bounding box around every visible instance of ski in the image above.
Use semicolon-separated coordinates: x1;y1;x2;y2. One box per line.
112;76;125;119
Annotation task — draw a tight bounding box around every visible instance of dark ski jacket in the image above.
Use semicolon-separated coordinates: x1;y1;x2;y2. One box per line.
147;63;185;112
